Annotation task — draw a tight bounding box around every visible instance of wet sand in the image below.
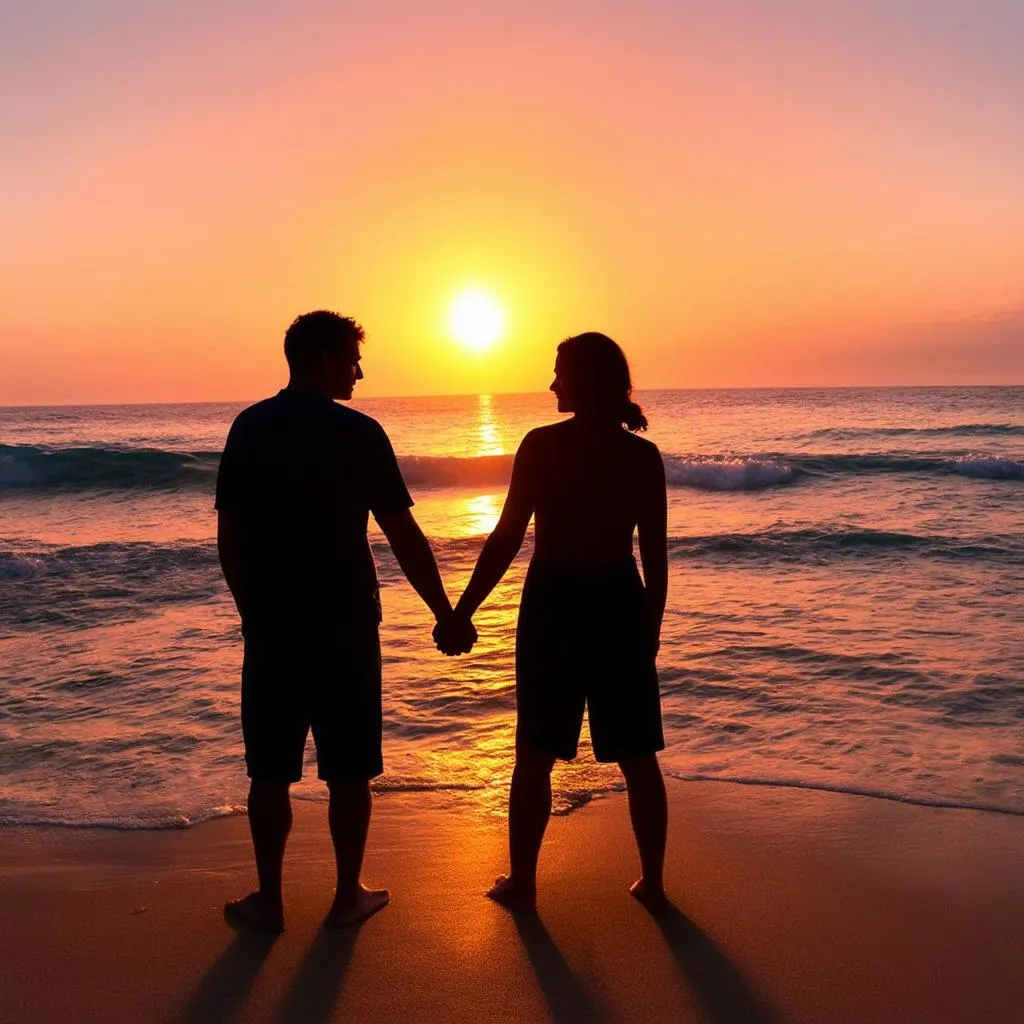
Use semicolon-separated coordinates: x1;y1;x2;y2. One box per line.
1;779;1021;1023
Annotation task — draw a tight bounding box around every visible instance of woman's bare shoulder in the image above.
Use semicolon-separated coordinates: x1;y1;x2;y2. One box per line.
623;430;661;457
519;421;572;450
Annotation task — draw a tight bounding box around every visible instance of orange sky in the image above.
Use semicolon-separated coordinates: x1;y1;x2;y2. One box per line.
1;1;1022;404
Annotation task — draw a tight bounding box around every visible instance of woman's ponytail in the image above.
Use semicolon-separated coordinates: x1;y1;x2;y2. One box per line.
623;399;648;433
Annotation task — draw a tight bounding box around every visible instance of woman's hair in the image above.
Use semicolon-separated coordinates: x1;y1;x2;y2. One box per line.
556;332;648;432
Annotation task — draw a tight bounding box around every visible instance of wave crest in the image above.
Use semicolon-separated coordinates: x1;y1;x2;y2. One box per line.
664;456;797;491
947;455;1024;480
669;527;1020;563
2;444;1021;493
802;423;1024;441
0;445;218;491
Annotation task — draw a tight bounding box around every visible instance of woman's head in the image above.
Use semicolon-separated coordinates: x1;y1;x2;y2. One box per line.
551;332;648;432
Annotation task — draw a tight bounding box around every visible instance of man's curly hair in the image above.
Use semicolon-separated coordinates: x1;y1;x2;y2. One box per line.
284;311;364;371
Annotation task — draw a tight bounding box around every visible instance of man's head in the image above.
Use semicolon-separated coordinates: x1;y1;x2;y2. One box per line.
284;311;365;400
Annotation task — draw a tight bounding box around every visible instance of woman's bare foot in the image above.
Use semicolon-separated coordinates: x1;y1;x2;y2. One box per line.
224;891;284;933
485;874;537;912
325;884;391;928
629;877;667;913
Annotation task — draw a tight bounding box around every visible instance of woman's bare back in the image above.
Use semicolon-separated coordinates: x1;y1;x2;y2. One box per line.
516;419;663;568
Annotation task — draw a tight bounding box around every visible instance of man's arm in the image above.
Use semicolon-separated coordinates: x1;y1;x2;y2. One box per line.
217;508;247;620
375;508;453;623
636;445;668;657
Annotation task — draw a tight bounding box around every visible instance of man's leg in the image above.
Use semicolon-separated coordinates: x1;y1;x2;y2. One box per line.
619;753;668;909
224;780;291;932
487;740;556;912
325;779;390;927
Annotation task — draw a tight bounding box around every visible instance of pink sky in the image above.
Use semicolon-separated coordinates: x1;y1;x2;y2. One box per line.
1;1;1022;403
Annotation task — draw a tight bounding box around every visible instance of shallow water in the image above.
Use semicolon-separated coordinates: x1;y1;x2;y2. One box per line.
1;387;1022;826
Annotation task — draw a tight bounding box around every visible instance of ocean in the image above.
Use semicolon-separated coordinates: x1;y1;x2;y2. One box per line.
1;387;1022;828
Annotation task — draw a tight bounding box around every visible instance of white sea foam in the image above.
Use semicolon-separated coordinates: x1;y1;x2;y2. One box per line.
948;455;1024;480
0;804;246;831
663;456;797;491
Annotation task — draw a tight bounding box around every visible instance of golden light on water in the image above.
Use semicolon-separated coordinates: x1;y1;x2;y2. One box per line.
474;394;503;456
449;289;505;353
464;494;501;536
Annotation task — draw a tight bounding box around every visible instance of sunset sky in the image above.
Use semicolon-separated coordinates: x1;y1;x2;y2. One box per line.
1;0;1022;404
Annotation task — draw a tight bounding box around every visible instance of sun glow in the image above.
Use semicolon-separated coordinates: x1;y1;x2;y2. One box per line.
449;289;505;353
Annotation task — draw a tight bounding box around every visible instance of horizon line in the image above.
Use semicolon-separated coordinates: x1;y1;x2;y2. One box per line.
2;382;1023;410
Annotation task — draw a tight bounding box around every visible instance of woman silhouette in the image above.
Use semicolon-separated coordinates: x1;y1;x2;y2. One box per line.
445;332;668;911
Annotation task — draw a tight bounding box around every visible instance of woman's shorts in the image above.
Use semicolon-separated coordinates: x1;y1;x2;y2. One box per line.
515;559;664;763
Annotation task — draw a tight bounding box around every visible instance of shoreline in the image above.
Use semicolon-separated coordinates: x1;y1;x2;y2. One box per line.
3;767;1022;833
2;779;1022;1023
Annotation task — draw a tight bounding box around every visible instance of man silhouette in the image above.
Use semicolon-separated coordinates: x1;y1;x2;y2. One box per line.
216;311;474;932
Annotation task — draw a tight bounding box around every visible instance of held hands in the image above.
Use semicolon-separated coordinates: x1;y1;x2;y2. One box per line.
433;610;477;656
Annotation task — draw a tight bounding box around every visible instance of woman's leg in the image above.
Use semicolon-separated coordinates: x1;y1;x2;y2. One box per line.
619;753;668;907
488;738;556;911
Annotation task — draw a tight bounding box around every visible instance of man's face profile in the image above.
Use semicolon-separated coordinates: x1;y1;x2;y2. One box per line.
326;344;363;400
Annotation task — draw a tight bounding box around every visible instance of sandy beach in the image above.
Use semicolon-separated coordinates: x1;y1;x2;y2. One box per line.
1;778;1022;1023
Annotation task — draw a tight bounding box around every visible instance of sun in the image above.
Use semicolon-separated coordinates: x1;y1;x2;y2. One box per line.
449;289;505;353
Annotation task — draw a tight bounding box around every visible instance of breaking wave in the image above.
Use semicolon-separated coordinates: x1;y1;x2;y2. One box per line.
1;444;1021;494
801;423;1024;441
3;526;1017;591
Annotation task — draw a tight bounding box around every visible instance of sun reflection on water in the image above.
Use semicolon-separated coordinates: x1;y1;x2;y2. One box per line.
463;493;501;536
474;393;504;456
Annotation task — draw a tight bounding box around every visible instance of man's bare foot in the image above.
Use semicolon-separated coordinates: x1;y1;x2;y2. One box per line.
224;891;284;933
485;874;537;913
629;878;667;913
325;885;391;928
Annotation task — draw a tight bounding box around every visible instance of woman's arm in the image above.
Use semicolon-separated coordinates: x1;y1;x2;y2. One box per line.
453;435;537;620
636;446;668;656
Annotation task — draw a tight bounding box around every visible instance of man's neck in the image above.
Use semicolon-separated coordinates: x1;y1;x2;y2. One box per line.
284;377;334;399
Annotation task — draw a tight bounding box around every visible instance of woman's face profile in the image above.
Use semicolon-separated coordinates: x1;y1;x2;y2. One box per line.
550;357;573;413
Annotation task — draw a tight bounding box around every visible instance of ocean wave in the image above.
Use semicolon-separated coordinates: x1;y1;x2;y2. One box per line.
663;456;797;490
662;453;1022;489
801;453;1024;478
0;542;224;629
0;537;489;585
0;445;519;493
0;554;48;580
801;423;1024;441
2;443;1021;495
947;456;1024;480
3;524;1017;596
0;541;221;583
668;527;1021;563
0;444;219;490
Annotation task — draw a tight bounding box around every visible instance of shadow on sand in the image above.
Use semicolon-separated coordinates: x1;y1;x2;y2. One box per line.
273;925;361;1024
178;929;278;1023
654;902;775;1024
514;913;604;1023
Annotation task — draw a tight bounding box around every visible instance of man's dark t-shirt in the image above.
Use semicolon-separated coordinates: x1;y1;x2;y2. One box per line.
215;390;412;632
